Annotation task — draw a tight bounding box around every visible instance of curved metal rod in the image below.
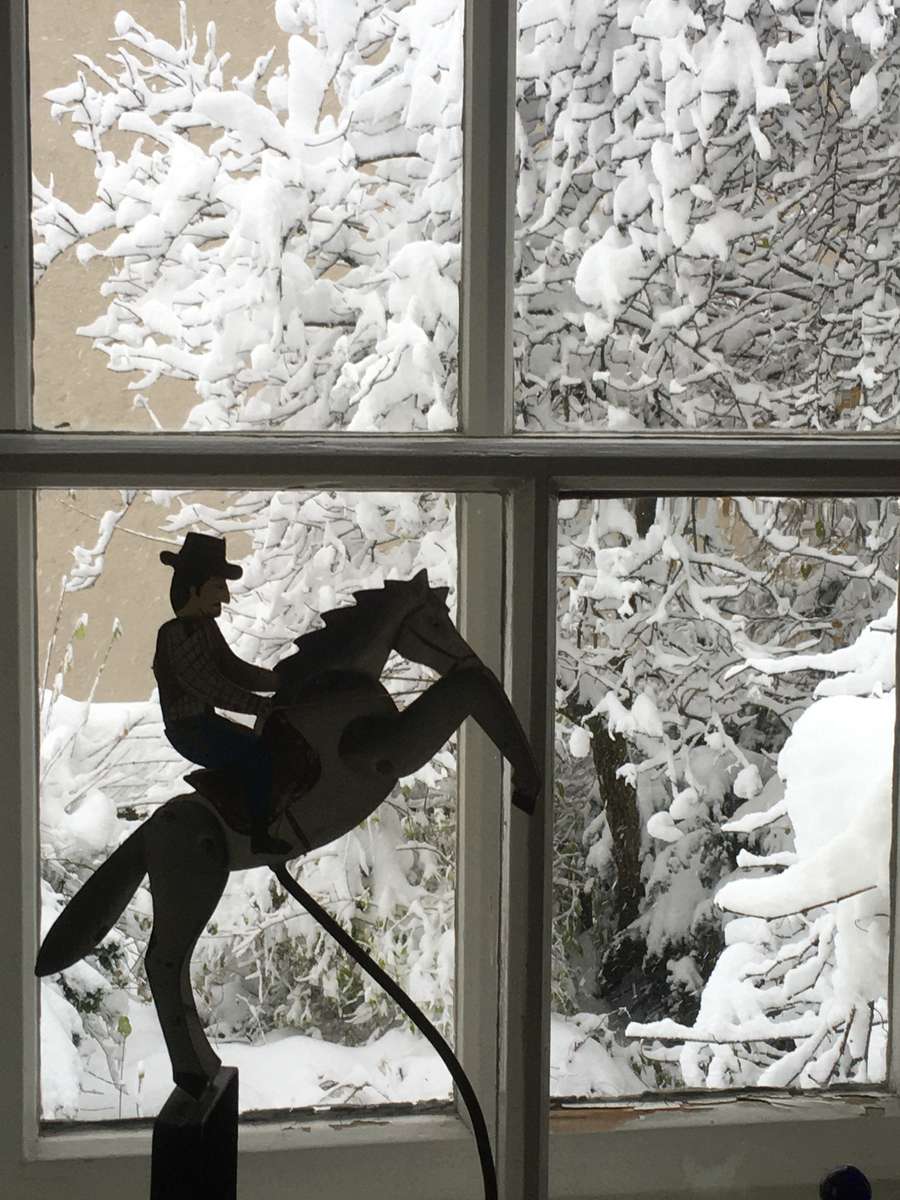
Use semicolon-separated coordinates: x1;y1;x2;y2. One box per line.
272;864;497;1200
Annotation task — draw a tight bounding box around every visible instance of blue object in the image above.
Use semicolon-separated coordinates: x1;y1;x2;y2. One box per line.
820;1166;873;1199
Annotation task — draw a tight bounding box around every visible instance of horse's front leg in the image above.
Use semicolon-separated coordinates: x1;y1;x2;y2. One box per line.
341;665;541;813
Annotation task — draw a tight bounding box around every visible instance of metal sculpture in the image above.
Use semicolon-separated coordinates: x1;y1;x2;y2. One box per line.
36;545;540;1199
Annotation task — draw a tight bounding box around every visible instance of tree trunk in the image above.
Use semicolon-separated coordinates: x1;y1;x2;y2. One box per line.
591;497;655;931
588;719;642;930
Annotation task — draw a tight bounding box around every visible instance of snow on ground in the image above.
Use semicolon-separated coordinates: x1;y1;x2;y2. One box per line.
549;1013;645;1098
44;997;647;1119
45;997;452;1121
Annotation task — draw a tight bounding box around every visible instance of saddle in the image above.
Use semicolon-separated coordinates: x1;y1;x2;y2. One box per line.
185;711;321;841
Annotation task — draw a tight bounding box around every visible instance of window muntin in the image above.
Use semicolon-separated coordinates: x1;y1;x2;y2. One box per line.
37;486;457;1121
30;2;462;434
553;495;899;1098
514;4;900;432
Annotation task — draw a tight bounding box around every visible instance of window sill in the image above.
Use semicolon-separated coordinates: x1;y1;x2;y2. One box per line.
549;1092;900;1199
30;1107;468;1162
21;1111;483;1200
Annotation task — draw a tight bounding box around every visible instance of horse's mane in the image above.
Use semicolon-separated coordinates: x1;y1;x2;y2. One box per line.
276;574;448;693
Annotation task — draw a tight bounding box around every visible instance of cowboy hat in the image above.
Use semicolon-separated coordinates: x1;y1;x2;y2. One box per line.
159;532;243;579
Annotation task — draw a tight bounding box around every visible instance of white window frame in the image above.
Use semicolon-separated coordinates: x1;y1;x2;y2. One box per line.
2;1;900;1198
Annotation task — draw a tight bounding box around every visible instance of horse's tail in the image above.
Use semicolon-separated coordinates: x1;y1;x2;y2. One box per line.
36;824;147;977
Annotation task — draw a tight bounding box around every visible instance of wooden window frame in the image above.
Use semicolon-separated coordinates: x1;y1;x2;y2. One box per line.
3;2;900;1198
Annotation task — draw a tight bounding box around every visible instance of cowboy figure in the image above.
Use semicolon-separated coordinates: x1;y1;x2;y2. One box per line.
153;533;291;855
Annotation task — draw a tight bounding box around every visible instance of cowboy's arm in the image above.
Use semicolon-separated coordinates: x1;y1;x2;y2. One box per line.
208;622;278;692
167;622;270;717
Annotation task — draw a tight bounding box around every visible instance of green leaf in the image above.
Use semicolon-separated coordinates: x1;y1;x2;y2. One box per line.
117;1015;132;1039
815;518;826;540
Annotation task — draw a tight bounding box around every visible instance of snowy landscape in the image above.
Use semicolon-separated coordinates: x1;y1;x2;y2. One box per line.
31;0;899;1119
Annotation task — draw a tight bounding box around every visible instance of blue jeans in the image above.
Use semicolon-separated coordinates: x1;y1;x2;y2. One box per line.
165;713;273;827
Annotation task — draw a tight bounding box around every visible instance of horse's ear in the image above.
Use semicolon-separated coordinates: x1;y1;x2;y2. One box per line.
413;568;429;592
432;586;450;605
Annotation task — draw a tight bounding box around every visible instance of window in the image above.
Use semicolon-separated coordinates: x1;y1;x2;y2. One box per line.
3;3;900;1200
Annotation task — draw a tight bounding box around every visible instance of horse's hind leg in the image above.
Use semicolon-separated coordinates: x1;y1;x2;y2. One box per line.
143;799;229;1097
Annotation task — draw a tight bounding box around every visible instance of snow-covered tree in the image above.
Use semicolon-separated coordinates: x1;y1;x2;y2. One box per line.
553;496;898;1093
527;0;900;1090
516;0;900;430
34;0;462;432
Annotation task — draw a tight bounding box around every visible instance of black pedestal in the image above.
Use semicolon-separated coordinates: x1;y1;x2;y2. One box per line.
151;1067;239;1200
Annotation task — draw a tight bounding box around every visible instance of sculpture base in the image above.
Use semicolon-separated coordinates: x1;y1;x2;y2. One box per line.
151;1067;238;1200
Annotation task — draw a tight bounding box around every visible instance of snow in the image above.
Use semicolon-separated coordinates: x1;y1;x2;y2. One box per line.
849;0;891;52
286;36;329;138
575;228;645;327
743;607;896;697
732;764;762;800
685;209;752;263
41;983;86;1119
46;998;452;1121
549;1013;645;1098
647;810;684;842
569;725;592;758
717;693;893;917
850;69;880;121
592;690;664;738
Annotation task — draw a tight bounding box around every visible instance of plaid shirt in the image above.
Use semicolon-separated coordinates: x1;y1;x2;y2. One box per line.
153;616;277;724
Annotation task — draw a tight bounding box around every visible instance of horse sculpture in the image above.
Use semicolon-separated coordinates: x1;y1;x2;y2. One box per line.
36;570;540;1197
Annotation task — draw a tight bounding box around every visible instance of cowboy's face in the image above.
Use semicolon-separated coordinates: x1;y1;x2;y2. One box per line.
192;576;230;616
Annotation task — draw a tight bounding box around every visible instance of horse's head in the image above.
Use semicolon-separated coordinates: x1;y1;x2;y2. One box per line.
274;570;478;695
389;569;477;676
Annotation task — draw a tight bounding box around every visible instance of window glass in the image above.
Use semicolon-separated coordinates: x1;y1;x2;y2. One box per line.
553;496;898;1097
515;6;900;431
30;1;462;432
37;487;457;1120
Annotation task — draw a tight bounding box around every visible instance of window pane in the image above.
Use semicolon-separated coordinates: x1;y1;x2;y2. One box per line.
516;10;900;431
553;496;898;1097
37;487;457;1120
30;2;461;432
